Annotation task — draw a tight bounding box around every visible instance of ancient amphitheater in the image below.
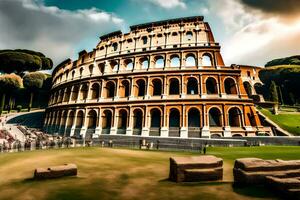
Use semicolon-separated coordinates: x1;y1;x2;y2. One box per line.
44;16;272;140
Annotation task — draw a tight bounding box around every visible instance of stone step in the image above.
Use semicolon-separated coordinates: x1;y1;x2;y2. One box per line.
266;176;300;189
184;167;223;182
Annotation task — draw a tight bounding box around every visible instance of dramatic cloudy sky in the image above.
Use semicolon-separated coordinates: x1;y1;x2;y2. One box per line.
0;0;300;68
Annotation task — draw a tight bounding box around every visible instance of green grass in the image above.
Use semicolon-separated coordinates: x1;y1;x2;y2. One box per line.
259;108;300;135
0;146;299;200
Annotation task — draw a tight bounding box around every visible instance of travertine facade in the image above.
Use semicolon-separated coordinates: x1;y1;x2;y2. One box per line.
44;16;272;139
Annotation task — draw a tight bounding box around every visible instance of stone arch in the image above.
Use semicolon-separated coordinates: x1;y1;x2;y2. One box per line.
169;78;180;95
151;78;162;96
224;77;237;95
206;77;218;94
98;63;105;74
79;83;88;100
102;110;113;131
202;53;212;66
150;108;162;128
87;110;97;128
208;107;222;127
110;60;119;71
188;108;201;127
79;67;84;77
120;80;130;98
63;87;71;102
243;81;252;97
124;58;133;70
170;54;180;67
186;31;193;40
91;83;100;99
75;110;84;128
139;57;149;69
169;108;180;127
133;109;143;129
117;109;128;133
187;77;198;94
228;107;242;127
71;85;79;101
232;134;243;137
71;70;75;79
105;81;116;98
154;56;164;68
67;110;75;128
58;90;64;103
88;64;94;75
185;53;196;67
254;82;263;95
136;79;146;97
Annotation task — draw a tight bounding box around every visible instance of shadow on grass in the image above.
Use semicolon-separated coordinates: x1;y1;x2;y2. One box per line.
232;183;278;199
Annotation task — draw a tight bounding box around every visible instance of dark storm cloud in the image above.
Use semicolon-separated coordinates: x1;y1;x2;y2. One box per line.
240;0;300;15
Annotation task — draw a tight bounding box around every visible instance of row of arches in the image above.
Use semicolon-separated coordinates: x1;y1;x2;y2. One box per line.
50;76;239;104
53;52;215;85
46;106;253;134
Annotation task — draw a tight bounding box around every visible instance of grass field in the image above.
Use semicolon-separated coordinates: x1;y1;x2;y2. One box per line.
259;108;300;135
0;146;299;200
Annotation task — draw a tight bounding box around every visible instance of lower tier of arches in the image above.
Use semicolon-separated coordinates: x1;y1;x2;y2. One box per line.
44;103;273;139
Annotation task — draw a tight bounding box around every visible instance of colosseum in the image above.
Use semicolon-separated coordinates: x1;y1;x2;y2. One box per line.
44;16;272;140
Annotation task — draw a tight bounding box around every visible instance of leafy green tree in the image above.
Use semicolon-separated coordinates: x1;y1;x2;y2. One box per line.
269;81;279;103
23;72;47;111
0;49;53;75
0;74;23;115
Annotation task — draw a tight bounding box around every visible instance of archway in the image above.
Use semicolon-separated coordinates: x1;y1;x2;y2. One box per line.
188;108;201;138
91;83;100;99
202;54;212;66
87;110;97;129
133;109;143;135
150;109;161;128
155;56;164;68
120;80;130;98
170;55;180;67
243;81;252;97
136;79;146;97
228;107;242;127
169;78;180;95
117;109;127;134
72;85;79;101
209;108;222;127
106;81;115;98
186;54;196;67
224;78;237;94
80;84;88;100
206;78;218;94
169;108;180;137
152;79;162;96
187;78;198;94
64;87;71;102
102;110;112;134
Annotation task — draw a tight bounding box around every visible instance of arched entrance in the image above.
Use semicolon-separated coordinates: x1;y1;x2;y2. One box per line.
206;78;218;94
150;108;161;136
169;108;180;137
188;108;201;138
209;108;222;127
117;109;127;134
187;78;198;94
102;110;112;134
224;78;237;95
133;109;143;135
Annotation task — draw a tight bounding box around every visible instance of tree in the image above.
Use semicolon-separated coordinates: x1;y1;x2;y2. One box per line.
0;49;53;75
0;74;23;115
23;72;47;111
269;81;279;103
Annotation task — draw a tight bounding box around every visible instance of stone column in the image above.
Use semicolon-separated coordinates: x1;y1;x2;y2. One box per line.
129;78;135;100
80;109;88;139
114;78;120;100
180;105;188;138
180;75;186;98
142;106;149;136
110;108;118;135
126;107;133;136
218;74;223;98
160;105;168;137
145;76;151;99
94;108;102;137
162;76;167;99
201;104;210;138
70;110;77;136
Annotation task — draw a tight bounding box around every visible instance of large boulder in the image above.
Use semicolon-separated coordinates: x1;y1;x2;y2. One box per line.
34;163;77;180
233;158;300;199
169;155;223;182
